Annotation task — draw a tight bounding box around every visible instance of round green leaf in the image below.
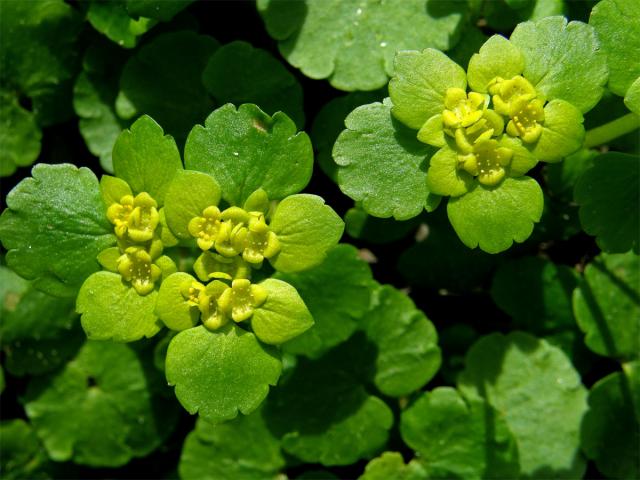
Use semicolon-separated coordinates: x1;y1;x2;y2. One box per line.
264;355;393;466
589;0;640;97
490;257;579;333
203;41;304;128
257;0;465;92
73;40;130;173
112;115;183;203
360;285;441;397
458;332;588;478
0;92;41;177
575;153;640;254
447;177;544;253
77;271;162;342
400;387;519;479
467;34;524;93
531;99;585;163
426;144;473;197
0;0;82;99
155;272;200;331
311;91;383;181
251;279;314;345
277;244;374;359
164;170;221;239
179;409;285;480
572;252;640;360
165;324;282;422
117;31;219;141
185;103;313;206
360;452;427;480
269;194;344;273
581;367;640;479
0;164;115;297
24;340;178;466
87;1;156;49
0;419;50;480
125;0;195;21
334;100;439;220
625;77;640;115
509;16;607;113
389;49;467;130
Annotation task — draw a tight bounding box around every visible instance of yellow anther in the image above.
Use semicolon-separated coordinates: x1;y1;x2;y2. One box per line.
506;98;545;143
180;279;205;307
107;192;159;242
188;205;221;251
442;88;487;131
199;280;230;331
458;139;513;187
217;279;268;323
117;246;161;295
490;75;537;116
453;109;505;154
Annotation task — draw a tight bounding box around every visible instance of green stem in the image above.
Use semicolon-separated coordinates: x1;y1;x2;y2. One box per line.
584;112;640;149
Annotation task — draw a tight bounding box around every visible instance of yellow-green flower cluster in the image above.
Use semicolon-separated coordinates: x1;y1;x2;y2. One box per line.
427;75;546;187
179;277;267;330
106;192;164;295
188;205;280;269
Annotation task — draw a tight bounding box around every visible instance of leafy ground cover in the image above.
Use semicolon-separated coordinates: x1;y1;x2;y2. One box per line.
0;1;638;479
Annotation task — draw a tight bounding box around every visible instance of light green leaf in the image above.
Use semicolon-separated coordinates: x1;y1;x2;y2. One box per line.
77;271;162;342
360;452;428;480
100;175;132;207
251;279;313;345
269;194;344;273
531;99;585;163
112;115;183;203
0;419;50;480
490;257;579;333
389;49;467;130
467;34;524;92
589;0;640;97
334;100;439;220
581;366;640;479
312;91;384;181
447;177;544;253
277;244;374;359
458;332;588;478
426;144;473;197
203;41;304;127
625;77;640;115
400;387;519;479
185;103;313;205
117;31;219;141
24;340;178;466
264;354;393;466
360;285;441;397
164;170;221;239
165;324;282;422
574;152;640;253
509;16;608;113
125;0;194;21
0;92;41;177
179;408;285;480
0;164;115;296
257;0;465;91
87;0;156;49
572;252;640;359
155;272;200;331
